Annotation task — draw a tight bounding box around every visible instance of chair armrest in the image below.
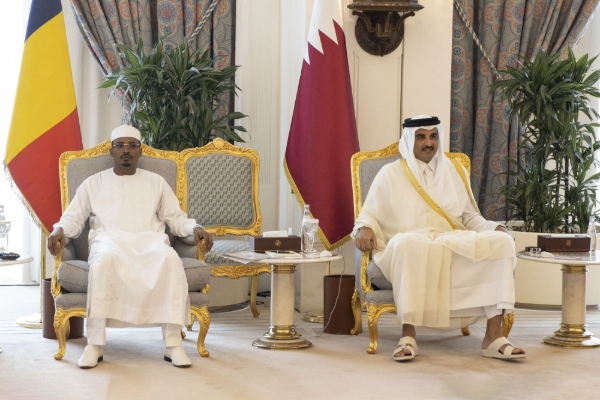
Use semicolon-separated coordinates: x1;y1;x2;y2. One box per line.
360;249;374;295
177;235;195;246
175;236;207;262
61;242;76;262
50;238;76;298
51;249;63;298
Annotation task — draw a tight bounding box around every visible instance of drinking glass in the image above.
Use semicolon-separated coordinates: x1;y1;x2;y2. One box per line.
303;218;319;256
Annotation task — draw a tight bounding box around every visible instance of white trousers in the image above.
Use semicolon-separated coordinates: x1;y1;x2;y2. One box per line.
389;251;515;327
86;317;183;347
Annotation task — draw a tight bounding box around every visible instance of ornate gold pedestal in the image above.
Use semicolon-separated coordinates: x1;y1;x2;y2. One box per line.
249;254;343;350
544;323;600;348
541;263;600;348
252;325;312;349
252;264;313;350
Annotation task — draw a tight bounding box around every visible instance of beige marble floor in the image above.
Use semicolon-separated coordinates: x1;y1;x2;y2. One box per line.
2;286;600;400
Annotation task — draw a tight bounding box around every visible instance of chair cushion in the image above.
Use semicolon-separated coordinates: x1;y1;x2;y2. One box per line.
365;289;394;306
189;292;210;308
57;260;89;293
55;293;88;309
55;290;210;310
367;260;393;290
58;258;210;293
205;240;251;265
182;258;211;291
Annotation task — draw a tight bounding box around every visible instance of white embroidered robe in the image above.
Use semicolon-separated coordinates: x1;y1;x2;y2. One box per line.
353;160;516;327
54;169;197;327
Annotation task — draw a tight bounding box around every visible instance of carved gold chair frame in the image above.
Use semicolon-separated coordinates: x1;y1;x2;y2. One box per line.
51;141;211;360
181;138;271;319
349;142;514;354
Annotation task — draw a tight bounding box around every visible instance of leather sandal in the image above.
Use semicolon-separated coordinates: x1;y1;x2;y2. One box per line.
393;336;418;361
482;337;525;360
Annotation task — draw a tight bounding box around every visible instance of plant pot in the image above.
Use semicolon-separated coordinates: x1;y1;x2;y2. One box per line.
512;231;600;308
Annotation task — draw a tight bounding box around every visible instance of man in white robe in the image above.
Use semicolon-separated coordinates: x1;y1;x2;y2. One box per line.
48;125;213;369
353;115;525;361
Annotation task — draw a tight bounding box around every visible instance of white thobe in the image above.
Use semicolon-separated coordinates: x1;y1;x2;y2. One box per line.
353;160;516;327
54;168;197;328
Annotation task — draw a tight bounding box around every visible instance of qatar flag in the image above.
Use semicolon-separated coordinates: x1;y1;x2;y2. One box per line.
284;0;359;250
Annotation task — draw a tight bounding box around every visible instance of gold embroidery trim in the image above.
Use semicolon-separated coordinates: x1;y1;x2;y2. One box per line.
400;159;472;230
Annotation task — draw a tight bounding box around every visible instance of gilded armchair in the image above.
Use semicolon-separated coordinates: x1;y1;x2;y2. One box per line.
51;142;212;361
175;138;270;319
349;143;515;354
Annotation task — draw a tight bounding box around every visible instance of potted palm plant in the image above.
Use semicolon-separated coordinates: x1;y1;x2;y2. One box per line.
100;37;247;151
491;48;600;306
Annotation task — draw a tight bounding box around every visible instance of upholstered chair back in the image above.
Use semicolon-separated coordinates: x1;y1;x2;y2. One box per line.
357;154;401;206
181;139;261;236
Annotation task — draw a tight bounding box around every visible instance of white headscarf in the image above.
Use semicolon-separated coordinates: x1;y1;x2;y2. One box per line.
399;115;463;218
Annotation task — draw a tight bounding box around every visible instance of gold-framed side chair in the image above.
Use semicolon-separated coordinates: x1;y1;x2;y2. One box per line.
176;138;270;320
349;142;515;354
51;142;212;360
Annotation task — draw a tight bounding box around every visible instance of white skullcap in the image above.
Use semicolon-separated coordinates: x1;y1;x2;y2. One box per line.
111;125;141;142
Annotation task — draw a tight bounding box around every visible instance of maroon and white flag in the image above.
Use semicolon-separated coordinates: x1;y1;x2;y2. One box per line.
284;0;359;250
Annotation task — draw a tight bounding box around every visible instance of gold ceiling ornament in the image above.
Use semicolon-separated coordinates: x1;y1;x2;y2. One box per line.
348;0;423;56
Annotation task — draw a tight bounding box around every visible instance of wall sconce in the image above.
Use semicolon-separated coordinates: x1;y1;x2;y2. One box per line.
348;1;423;57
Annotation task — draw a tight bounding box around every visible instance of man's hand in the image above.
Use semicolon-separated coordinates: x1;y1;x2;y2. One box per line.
355;227;378;252
47;227;66;257
495;225;514;240
194;226;213;252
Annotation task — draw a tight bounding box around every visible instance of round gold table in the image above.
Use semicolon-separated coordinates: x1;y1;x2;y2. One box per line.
244;253;343;350
518;250;600;348
0;255;34;353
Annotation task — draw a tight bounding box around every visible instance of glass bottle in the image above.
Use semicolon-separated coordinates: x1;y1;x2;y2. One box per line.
301;204;311;252
588;217;597;253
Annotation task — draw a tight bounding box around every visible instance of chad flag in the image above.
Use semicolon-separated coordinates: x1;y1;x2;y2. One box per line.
4;0;82;234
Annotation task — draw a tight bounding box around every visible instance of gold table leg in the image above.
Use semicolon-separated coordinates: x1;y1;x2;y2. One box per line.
253;264;312;350
543;264;600;348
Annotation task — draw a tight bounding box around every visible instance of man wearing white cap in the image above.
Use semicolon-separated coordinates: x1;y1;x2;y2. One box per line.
48;125;213;369
353;115;525;361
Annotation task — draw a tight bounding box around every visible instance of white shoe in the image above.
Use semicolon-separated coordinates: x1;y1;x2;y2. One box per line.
78;345;103;369
164;346;191;368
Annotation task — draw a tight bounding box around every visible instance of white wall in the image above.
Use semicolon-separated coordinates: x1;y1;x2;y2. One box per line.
62;0;123;148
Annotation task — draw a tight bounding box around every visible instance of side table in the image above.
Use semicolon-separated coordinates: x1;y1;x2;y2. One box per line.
0;255;33;353
223;253;344;350
517;250;600;348
253;253;343;349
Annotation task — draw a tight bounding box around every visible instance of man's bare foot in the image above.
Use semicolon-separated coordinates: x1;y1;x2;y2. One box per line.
394;324;416;358
483;315;525;356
